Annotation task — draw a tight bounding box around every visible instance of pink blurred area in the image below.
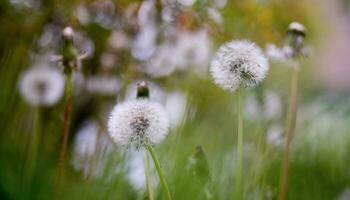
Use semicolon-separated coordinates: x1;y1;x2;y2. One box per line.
317;0;350;92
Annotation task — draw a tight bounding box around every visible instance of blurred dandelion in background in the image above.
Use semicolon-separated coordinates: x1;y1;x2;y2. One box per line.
19;67;65;107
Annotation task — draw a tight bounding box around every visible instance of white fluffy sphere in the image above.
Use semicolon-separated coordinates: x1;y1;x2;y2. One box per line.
19;67;65;106
108;99;169;148
210;40;269;91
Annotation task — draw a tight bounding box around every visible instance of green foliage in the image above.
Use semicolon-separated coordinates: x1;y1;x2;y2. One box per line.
0;0;349;200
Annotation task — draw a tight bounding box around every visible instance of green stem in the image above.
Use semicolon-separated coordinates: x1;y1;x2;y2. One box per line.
278;69;299;200
58;72;73;181
144;150;154;200
234;89;243;200
23;107;41;194
146;143;172;200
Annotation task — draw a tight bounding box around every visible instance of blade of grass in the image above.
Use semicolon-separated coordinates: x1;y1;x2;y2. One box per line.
278;68;299;200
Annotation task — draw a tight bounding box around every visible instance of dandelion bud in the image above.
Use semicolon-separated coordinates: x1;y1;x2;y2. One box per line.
60;26;83;72
210;40;269;91
108;99;169;149
136;81;150;99
19;67;65;107
286;22;306;56
287;22;306;37
62;26;74;42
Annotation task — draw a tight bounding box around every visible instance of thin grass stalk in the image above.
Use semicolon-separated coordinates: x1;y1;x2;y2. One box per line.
146;142;172;200
58;72;73;180
23;107;41;193
144;150;154;200
234;89;243;200
278;68;299;200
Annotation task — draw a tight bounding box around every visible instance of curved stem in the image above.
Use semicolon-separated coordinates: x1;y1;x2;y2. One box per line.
146;143;172;200
143;150;154;200
58;72;73;181
234;89;243;200
278;69;299;200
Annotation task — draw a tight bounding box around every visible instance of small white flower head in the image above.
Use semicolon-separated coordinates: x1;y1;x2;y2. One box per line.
210;40;269;91
19;67;65;106
108;82;169;149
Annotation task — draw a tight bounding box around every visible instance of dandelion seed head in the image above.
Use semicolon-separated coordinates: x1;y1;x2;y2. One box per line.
210;40;269;91
19;67;65;106
108;99;169;149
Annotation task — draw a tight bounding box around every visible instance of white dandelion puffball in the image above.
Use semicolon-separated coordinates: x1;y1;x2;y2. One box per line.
19;67;65;106
210;40;269;91
108;99;169;148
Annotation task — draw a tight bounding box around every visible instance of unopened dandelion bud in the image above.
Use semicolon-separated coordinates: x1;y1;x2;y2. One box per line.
137;81;150;99
287;22;306;37
286;22;306;56
60;26;81;73
62;26;74;43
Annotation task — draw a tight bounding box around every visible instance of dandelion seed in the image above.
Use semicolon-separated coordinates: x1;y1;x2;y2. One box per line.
108;99;169;149
19;67;65;106
210;40;269;91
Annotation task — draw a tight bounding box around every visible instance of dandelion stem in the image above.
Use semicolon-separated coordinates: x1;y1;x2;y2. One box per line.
23;107;41;193
143;150;154;200
146;143;172;200
234;89;243;200
58;72;73;181
278;68;299;200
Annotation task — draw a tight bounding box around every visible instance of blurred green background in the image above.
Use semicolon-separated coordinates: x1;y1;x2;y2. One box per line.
1;0;350;199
